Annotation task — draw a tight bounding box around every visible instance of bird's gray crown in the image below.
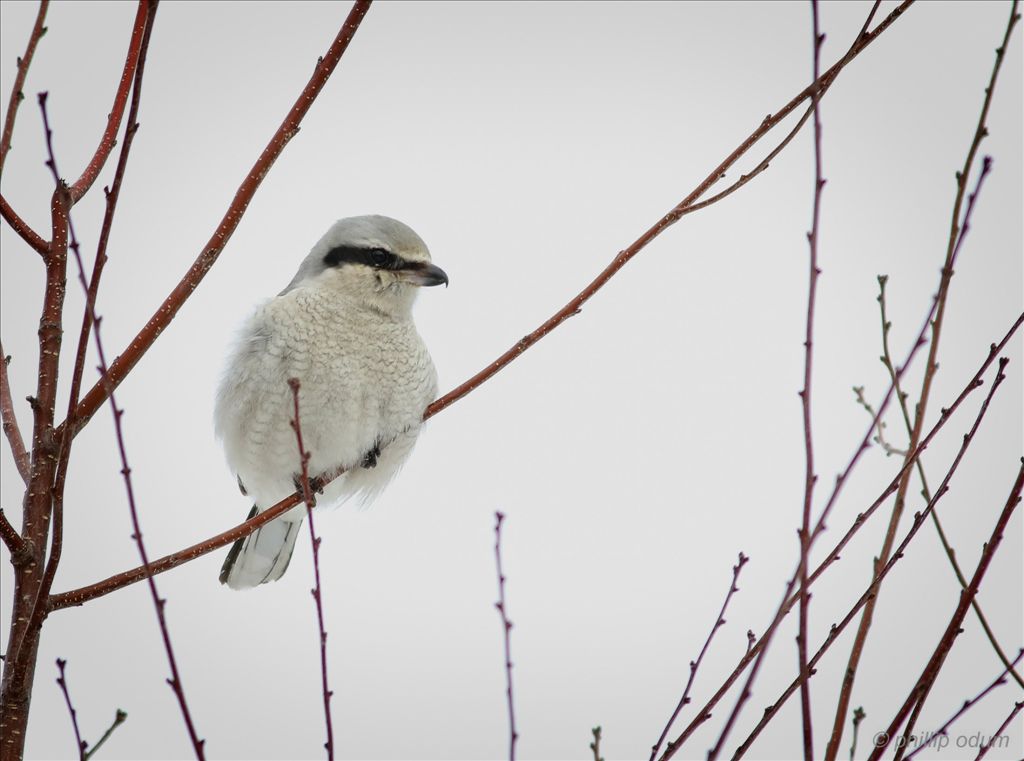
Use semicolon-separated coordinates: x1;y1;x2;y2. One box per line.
281;215;432;295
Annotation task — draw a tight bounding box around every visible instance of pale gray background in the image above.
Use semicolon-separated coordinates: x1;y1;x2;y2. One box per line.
0;1;1021;759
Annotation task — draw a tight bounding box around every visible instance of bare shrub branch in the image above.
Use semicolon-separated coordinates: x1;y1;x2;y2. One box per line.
494;511;517;761
36;90;206;759
868;455;1024;761
733;358;1013;757
651;553;749;761
825;4;1022;754
288;378;334;760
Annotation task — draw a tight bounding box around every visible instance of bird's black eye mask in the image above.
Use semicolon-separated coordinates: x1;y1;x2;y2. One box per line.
323;245;406;271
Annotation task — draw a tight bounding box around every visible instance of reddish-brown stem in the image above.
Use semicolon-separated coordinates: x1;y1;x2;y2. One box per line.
288;379;334;761
825;5;1020;756
658;309;1023;761
794;6;825;760
975;700;1024;760
0;0;49;182
0;341;30;484
0;192;48;256
66;0;149;204
867;455;1024;761
36;92;206;759
0;509;26;559
904;649;1023;761
55;0;158;532
48;0;914;614
0;177;69;757
875;277;1023;689
732;358;1012;758
494;511;517;761
54;659;85;761
652;553;749;761
60;0;374;441
426;2;913;423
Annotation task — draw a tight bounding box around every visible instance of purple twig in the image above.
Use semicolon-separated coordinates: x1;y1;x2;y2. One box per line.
37;92;206;760
494;511;518;761
289;378;334;760
55;659;86;761
650;553;749;761
905;648;1024;761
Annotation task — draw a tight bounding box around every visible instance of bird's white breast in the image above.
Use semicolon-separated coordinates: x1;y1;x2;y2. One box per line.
214;286;437;511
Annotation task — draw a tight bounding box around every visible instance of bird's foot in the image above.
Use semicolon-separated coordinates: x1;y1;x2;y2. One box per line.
361;443;381;469
293;474;320;506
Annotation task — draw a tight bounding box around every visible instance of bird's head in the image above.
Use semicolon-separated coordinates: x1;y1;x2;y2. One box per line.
282;215;448;314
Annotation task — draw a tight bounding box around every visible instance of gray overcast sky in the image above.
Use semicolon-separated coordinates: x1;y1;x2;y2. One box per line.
1;1;1021;759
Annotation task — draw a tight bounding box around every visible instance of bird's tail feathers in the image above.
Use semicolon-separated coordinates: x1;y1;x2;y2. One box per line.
219;506;303;590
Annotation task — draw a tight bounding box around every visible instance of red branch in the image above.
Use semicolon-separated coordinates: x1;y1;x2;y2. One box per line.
54;658;86;761
288;378;334;761
0;191;49;255
60;0;374;440
867;455;1024;761
0;340;30;484
494;511;518;761
651;553;749;761
0;509;26;559
0;0;49;181
55;0;159;526
904;649;1024;761
423;1;911;423
36;93;206;759
67;0;149;203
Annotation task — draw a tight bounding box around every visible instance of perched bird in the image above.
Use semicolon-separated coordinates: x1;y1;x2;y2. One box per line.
214;215;447;589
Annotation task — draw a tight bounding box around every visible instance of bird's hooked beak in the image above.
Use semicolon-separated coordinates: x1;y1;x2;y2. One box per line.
399;261;449;288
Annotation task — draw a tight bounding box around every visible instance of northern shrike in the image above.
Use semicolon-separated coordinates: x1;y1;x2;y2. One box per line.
215;215;447;589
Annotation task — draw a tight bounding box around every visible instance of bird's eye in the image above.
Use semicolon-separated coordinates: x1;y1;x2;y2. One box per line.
370;248;390;267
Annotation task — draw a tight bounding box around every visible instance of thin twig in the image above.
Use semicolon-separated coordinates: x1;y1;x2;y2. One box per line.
48;0;917;614
826;4;1021;755
651;553;749;761
0;0;48;181
494;511;517;761
659;309;1023;761
0;344;31;484
61;0;374;439
975;700;1024;760
423;1;912;425
794;6;825;759
732;357;1013;758
590;726;604;761
875;275;1021;689
288;378;334;761
849;707;865;761
83;709;127;761
904;649;1024;761
867;456;1024;761
36;92;206;760
852;384;906;457
55;658;86;761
